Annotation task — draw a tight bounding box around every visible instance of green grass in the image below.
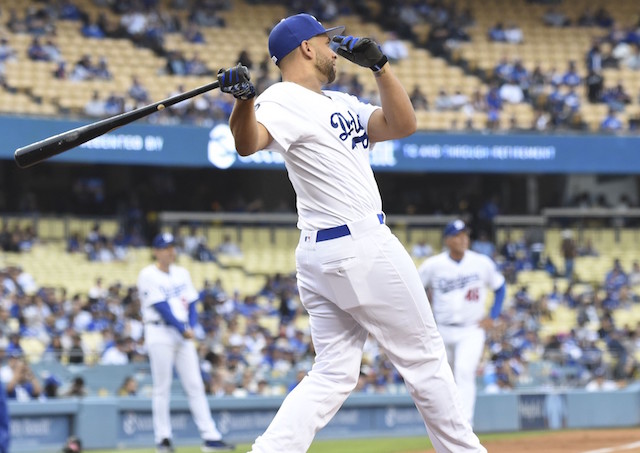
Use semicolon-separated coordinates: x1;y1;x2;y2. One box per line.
89;431;548;453
90;437;432;453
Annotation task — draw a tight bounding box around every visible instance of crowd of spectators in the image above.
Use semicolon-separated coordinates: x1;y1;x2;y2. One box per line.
0;214;638;402
480;4;640;132
364;1;640;133
2;0;640;132
1;0;640;402
0;0;242;125
470;234;640;393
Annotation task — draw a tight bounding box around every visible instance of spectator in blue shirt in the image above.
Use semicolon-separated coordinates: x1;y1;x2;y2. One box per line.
564;87;581;112
586;42;603;73
511;60;531;99
600;109;623;131
494;57;513;84
27;37;49;61
81;17;105;38
4;358;41;401
471;231;497;259
488;22;506;42
561;61;582;87
183;24;205;43
547;85;565;125
486;85;503;110
602;82;632;112
604;259;628;294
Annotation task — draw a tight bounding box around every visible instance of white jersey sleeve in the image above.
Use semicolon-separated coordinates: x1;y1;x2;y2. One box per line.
481;254;506;290
253;82;382;230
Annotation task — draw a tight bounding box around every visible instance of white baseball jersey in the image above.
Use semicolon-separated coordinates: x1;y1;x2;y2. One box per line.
137;263;223;444
248;81;486;452
255;81;381;230
137;263;198;323
418;250;505;326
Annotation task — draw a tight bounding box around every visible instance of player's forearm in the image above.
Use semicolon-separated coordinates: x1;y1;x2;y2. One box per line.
374;64;417;138
188;301;198;328
490;283;506;319
229;99;260;156
30;379;41;397
152;301;186;333
4;378;17;393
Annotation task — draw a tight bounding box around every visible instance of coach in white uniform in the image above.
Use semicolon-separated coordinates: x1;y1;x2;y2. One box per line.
418;220;506;426
217;13;486;453
138;233;233;452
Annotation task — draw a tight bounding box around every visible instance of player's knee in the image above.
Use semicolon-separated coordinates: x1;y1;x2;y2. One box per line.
312;369;360;393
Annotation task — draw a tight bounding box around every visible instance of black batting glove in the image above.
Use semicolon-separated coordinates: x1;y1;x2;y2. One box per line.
332;35;388;72
217;63;256;100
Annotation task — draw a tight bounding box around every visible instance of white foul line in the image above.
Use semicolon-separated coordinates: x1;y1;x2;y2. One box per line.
581;441;640;453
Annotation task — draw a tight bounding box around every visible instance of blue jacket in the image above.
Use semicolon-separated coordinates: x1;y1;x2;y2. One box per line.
0;380;10;453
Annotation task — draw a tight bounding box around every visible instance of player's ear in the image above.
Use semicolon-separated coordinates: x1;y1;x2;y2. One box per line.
299;40;314;60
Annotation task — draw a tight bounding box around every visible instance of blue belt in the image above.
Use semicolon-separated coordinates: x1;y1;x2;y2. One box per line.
316;213;384;242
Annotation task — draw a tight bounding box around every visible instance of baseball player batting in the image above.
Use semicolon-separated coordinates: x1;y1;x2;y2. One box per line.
418;220;506;426
217;13;486;453
137;233;233;452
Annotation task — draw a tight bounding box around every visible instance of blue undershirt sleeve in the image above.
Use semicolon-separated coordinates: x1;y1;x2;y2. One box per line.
188;300;198;328
490;284;506;320
153;301;186;333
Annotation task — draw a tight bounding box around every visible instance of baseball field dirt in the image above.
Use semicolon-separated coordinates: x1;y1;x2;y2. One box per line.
415;428;640;453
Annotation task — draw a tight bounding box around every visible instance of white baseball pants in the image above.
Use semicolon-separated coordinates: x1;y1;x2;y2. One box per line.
145;324;223;444
438;324;487;426
250;213;486;453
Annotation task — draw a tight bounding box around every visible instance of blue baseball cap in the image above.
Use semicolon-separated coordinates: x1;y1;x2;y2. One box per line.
44;374;61;386
443;219;469;237
268;13;344;65
152;232;175;249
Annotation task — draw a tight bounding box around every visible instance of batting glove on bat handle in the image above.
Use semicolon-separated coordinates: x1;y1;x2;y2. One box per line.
217;63;256;100
332;35;388;72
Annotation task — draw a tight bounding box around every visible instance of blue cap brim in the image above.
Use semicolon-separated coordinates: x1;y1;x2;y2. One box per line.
325;25;345;38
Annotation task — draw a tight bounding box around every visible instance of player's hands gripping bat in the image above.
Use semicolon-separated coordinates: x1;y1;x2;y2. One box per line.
217;63;256;100
332;35;388;72
182;328;195;340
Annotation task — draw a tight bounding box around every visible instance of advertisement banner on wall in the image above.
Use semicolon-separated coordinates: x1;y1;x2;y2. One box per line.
518;393;568;431
119;410;200;443
3;117;639;173
117;405;427;445
10;415;71;450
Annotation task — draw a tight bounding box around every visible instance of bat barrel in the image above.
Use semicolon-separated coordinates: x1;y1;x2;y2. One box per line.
15;123;108;168
14;79;222;168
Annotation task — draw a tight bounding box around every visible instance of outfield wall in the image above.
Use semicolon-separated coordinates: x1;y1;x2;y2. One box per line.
9;387;640;451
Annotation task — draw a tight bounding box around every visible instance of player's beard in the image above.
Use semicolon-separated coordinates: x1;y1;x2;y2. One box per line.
316;53;336;84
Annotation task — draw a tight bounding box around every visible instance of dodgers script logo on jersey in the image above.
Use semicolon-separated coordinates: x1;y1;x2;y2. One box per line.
161;283;188;299
330;111;369;149
435;274;481;293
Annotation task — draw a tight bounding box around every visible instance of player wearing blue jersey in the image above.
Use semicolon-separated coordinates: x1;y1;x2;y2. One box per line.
418;220;506;426
138;233;233;453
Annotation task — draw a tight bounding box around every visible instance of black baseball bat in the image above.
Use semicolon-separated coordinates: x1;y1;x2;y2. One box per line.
14;78;225;168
